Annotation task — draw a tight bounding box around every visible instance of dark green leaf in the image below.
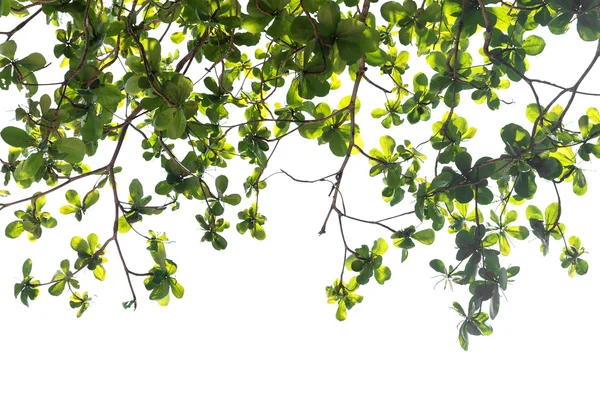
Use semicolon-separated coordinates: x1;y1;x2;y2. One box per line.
129;179;144;204
290;16;314;44
216;175;229;195
22;258;32;276
428;171;453;192
150;279;170;300
429;259;446;274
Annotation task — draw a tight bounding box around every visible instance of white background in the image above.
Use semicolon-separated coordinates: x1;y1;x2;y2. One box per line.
1;9;599;400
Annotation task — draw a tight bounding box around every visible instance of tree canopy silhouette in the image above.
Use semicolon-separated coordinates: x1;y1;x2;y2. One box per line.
1;0;599;349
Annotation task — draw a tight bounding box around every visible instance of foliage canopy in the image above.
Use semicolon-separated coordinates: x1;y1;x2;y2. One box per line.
1;0;599;350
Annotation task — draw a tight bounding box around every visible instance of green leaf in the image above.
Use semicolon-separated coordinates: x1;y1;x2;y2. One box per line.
22;258;32;276
317;1;341;37
83;190;100;209
150;279;170;300
473;312;493;336
17;53;46;71
476;187;494;205
124;75;144;95
569;235;582;249
505;226;529;240
501;123;530;154
14;152;44;181
577;12;600;42
544;202;559;228
359;26;380;53
242;4;273;34
223;194;241;206
499;268;508;291
336;299;347;321
381;1;408;24
514;171;537;199
587;107;600;124
34;194;46;210
507;266;520;277
428;171;453;192
169;278;185;298
459;323;469;351
412;229;435;245
526;205;543;221
392;235;414;249
328;132;348;156
490;290;500;320
76;302;89;318
302;0;321;13
535;157;562;180
455;152;472;175
212;234;228;250
93;265;106;281
372;108;388;118
48;280;66;296
142;37;162;71
52;138;86;164
426;52;447;73
167;109;187;139
129;179;143;204
5;221;24;238
153;107;176;130
350;259;364;272
0;40;16;59
60;205;79;215
150;241;167;267
371;238;388;256
41;216;57;229
452;302;466;317
290;16;314;44
174;75;193;103
122;300;137;309
380;135;396;158
216;175;229;195
66;190;81;206
504;210;518;225
252;224;266;240
94;84;124;108
14;283;23;298
81;111;103;142
526;104;540;123
575;259;589;275
336;19;367;62
374;266;391;284
429;259;446;274
170;32;186;44
71;236;91;254
521;35;546;56
573;169;587;196
1;126;36;148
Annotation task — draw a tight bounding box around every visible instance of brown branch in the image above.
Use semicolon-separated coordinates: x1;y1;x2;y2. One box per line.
0;8;43;40
319;0;371;235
